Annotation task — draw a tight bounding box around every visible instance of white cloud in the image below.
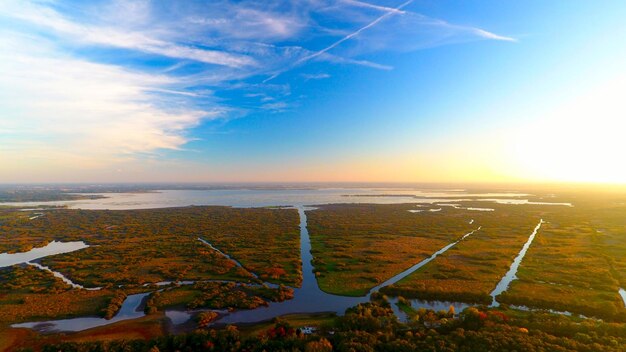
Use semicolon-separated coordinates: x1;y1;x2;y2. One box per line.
0;0;517;180
317;53;394;70
0;33;218;164
341;0;406;14
0;0;256;68
301;73;331;80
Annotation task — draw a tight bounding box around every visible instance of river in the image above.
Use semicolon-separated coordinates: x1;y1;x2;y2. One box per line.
11;206;482;332
6;188;573;332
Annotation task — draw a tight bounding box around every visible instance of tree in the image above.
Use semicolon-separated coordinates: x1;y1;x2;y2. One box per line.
305;338;333;352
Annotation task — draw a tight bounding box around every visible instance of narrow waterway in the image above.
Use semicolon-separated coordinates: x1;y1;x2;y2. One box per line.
12;292;150;332
26;262;101;291
619;288;626;308
182;207;480;326
370;226;481;293
489;219;544;306
12;207;485;332
206;207;371;325
197;237;259;279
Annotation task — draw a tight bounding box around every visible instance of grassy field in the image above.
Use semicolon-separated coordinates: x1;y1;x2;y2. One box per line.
0;206;301;286
381;202;547;303
145;281;294;312
0;206;301;349
497;193;626;320
4;314;166;352
306;203;474;296
235;312;336;338
0;265;116;324
2;187;626;350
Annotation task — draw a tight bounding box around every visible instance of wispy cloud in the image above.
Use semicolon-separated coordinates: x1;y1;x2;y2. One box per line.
0;33;216;161
0;0;256;68
263;0;514;81
341;0;406;14
301;73;331;80
318;53;394;70
472;28;517;42
265;0;415;81
0;0;515;177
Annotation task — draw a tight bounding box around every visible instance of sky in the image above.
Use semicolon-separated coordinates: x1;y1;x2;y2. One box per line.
1;0;625;184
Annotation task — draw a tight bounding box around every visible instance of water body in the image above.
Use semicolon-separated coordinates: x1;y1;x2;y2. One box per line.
10;189;570;332
387;297;471;323
197;237;259;279
433;204;495;212
479;199;573;207
0;241;89;268
176;207;476;324
619;288;626;308
490;220;544;306
1;188;566;210
510;304;574;317
11;205;506;332
26;262;101;291
203;207;371;325
369;227;480;293
12;292;151;332
169;208;480;326
466;207;495;212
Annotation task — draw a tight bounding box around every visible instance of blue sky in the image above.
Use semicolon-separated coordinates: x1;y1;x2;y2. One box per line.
1;1;625;183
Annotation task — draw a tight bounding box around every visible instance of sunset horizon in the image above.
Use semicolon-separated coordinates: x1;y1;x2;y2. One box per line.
2;1;625;185
2;2;626;351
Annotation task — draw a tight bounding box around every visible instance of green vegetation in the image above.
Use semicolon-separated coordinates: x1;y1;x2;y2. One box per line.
0;206;301;348
0;206;301;286
236;312;336;338
381;202;546;303
0;265;115;324
306;204;473;296
144;282;294;312
3;187;626;351
497;194;626;321
0;190;105;203
14;299;626;352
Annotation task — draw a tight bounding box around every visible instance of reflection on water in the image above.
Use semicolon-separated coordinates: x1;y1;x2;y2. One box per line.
166;310;196;325
370;227;480;293
12;292;151;332
197;237;259;279
26;262;101;291
10;189;573;332
1;188;568;210
210;207;370;325
11;205;513;332
388;297;471;323
490;220;544;306
175;208;480;326
0;241;89;268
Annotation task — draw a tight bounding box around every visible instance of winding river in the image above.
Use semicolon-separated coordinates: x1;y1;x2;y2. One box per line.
5;189;575;333
11;206;481;332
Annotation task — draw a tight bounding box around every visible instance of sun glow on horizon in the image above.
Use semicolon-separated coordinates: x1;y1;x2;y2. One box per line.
508;75;626;184
1;1;625;185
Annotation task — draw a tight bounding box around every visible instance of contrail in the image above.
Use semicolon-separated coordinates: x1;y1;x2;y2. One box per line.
264;0;414;82
341;0;407;14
